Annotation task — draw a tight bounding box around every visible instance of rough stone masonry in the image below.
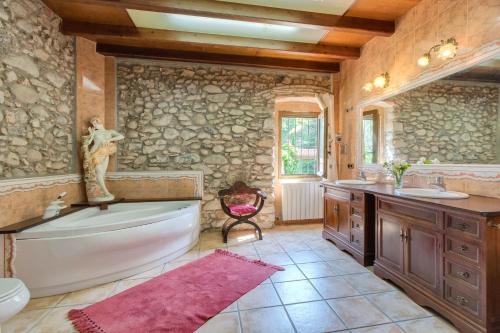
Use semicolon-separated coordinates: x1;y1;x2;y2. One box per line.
0;0;75;178
116;60;330;229
388;80;499;164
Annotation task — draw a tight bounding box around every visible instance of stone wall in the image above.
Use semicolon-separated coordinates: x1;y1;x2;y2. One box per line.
387;81;499;164
116;60;330;229
0;0;75;178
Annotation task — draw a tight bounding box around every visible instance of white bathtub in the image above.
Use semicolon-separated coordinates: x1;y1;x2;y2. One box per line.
12;201;200;297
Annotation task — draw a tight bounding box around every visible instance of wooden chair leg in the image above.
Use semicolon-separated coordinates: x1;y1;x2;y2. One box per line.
222;218;263;243
223;220;243;243
246;220;263;240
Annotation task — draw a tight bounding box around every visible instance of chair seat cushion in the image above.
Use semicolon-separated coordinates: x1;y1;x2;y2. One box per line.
228;204;257;216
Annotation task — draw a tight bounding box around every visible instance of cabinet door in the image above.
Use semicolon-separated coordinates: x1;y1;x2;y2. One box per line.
405;224;442;295
324;194;350;241
324;196;339;233
336;199;350;241
376;212;404;273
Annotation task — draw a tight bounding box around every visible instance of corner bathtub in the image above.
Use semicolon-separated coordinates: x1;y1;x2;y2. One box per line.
13;201;200;297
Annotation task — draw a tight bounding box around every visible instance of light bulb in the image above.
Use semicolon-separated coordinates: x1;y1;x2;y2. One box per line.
373;73;389;88
417;53;430;67
437;40;458;60
362;82;373;92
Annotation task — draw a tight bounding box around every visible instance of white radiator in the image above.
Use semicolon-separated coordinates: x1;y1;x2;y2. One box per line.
281;181;324;221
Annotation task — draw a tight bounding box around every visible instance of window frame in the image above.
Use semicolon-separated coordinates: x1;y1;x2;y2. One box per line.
277;111;323;179
362;109;380;165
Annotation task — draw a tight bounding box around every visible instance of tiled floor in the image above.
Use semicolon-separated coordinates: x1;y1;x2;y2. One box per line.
5;224;460;333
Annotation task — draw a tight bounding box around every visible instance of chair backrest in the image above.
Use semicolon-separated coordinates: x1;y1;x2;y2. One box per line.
218;181;260;197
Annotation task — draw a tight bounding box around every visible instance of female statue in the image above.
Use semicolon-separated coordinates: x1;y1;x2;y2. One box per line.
82;117;124;202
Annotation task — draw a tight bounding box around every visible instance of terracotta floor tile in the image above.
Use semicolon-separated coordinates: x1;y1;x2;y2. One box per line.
327;296;391;329
297;262;337;279
237;284;282;310
240;306;294;333
3;309;49;333
286;300;346;333
58;282;117;306
310;276;360;299
195;312;241;333
366;291;431;321
270;265;306;283
274;280;322;304
344;273;395;294
397;317;460;333
351;323;405;333
259;252;293;266
24;294;65;311
287;250;323;264
28;304;88;333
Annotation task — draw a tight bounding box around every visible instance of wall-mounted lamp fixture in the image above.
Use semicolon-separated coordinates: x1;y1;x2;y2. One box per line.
373;72;390;88
417;37;458;67
362;72;390;92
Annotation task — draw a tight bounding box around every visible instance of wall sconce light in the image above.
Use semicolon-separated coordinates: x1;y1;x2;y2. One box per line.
373;72;390;88
362;72;390;92
362;82;373;92
417;37;458;67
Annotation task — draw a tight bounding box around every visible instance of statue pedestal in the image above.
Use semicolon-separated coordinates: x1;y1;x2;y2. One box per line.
71;198;124;211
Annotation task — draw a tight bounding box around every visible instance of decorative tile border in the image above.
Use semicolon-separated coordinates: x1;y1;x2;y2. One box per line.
106;171;204;198
0;174;82;197
362;163;500;182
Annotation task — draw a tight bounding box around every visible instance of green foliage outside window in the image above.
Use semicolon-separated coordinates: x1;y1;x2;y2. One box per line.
281;116;319;176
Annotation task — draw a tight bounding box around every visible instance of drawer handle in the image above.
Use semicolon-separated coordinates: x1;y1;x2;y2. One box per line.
457;271;470;279
457;223;470;231
455;295;469;306
459;245;469;252
333;204;339;213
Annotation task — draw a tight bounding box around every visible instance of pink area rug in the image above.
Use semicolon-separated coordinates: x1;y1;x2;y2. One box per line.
68;249;284;333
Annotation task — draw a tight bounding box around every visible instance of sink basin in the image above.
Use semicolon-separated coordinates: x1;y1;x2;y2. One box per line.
335;179;376;185
396;188;469;199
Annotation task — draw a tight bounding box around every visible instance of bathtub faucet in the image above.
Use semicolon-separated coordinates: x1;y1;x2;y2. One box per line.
43;192;68;220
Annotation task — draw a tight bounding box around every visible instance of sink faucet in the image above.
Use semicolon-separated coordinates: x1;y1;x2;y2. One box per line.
43;192;68;219
358;170;367;181
430;176;446;192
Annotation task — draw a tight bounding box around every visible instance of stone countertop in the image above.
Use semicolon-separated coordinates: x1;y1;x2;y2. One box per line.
321;181;500;217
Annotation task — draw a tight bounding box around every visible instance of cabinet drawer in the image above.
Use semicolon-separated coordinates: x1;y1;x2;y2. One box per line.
445;213;481;239
350;191;364;205
350;225;364;250
444;281;482;319
325;188;350;200
351;215;364;230
445;237;481;266
351;205;364;218
378;197;441;227
444;259;480;290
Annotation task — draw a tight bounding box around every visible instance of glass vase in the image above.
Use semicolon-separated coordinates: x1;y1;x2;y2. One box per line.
393;173;403;189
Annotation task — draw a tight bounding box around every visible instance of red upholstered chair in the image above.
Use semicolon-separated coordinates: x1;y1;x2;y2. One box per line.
218;181;267;243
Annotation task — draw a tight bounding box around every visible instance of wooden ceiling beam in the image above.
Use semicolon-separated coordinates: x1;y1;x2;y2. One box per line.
96;44;340;73
64;0;395;36
62;21;360;60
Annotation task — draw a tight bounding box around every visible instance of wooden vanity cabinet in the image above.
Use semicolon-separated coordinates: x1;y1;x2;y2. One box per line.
322;185;375;266
374;195;500;333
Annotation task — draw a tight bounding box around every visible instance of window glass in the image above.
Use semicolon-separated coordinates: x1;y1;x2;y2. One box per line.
281;116;319;175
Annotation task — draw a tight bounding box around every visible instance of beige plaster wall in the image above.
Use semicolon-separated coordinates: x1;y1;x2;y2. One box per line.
338;0;500;197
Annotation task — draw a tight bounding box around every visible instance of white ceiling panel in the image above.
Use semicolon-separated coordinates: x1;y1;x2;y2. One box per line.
218;0;356;15
127;10;328;44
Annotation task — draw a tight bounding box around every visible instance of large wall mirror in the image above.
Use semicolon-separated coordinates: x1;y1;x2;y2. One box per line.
361;55;500;167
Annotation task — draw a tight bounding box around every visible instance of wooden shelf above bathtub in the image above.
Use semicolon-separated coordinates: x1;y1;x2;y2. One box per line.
0;197;202;234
